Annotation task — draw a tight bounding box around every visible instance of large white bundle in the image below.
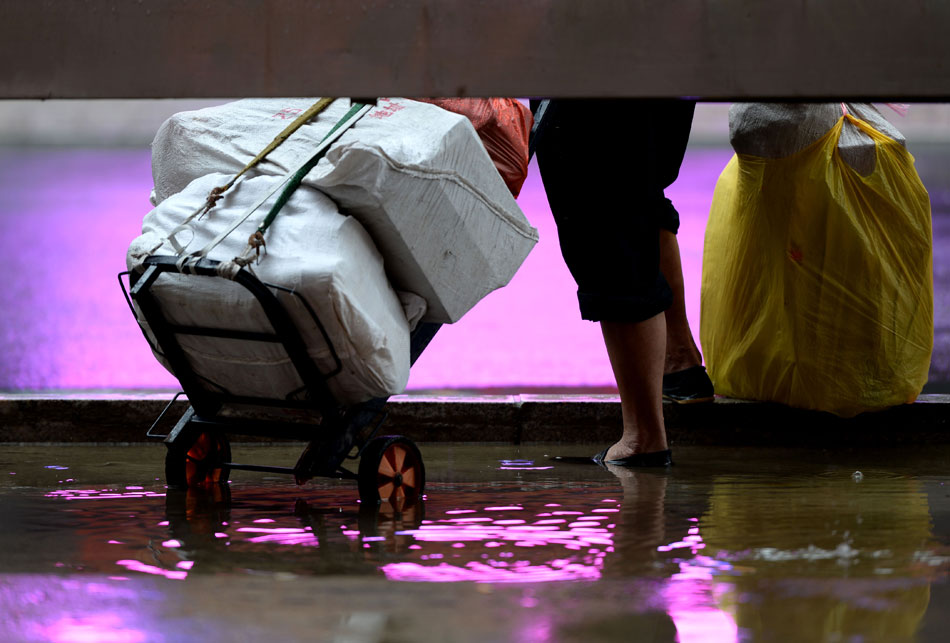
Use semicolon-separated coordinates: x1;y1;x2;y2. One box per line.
151;98;539;322
127;172;412;406
729;103;905;175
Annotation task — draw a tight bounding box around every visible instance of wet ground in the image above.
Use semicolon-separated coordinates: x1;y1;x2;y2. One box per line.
3;443;950;642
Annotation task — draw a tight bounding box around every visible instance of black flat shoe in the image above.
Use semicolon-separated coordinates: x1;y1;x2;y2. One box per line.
592;448;673;468
662;365;714;404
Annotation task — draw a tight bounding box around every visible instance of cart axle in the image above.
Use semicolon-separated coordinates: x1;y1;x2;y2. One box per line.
225;462;359;481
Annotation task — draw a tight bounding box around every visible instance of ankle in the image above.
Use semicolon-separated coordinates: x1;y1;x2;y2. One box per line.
664;348;702;375
612;433;669;457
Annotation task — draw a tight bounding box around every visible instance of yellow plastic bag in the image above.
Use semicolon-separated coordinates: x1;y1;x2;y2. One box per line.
700;114;933;417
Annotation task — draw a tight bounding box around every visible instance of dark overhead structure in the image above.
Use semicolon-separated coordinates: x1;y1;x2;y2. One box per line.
2;0;948;100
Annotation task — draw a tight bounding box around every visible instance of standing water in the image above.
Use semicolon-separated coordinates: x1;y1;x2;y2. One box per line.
2;443;949;641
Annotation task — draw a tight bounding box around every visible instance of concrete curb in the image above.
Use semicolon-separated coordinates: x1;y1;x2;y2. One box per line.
2;392;950;446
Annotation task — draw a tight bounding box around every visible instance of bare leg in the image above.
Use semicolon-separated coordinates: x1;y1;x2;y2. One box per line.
660;229;702;374
601;314;669;460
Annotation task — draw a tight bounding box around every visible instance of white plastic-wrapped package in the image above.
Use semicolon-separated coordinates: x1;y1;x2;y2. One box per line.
127;172;412;406
729;103;905;176
150;97;539;322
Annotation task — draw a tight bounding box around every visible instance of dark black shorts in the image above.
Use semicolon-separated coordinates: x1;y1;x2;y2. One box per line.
532;99;695;322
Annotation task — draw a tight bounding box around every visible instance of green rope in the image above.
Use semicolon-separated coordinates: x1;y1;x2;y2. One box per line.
201;97;336;214
256;102;369;236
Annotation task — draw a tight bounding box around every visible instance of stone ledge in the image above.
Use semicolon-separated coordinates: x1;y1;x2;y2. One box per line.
2;392;950;446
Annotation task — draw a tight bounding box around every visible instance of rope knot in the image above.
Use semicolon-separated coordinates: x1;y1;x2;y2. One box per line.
248;230;266;258
201;186;227;216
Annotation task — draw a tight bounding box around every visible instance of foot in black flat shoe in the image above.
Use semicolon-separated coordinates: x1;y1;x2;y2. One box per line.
592;448;673;468
662;365;714;404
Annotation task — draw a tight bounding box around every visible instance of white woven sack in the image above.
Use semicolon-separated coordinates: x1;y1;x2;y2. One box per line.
729;103;906;176
127;172;412;406
151;98;539;323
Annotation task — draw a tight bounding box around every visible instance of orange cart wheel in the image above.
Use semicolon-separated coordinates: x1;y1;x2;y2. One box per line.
358;436;425;505
165;430;231;490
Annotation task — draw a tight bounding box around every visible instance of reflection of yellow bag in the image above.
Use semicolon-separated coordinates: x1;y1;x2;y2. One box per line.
701;115;933;417
701;475;933;640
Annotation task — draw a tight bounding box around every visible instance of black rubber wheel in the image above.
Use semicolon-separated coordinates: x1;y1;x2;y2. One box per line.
357;435;425;505
165;429;231;490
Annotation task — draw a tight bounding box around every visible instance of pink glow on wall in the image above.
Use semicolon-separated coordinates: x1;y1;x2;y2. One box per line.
0;146;726;391
0;149;172;389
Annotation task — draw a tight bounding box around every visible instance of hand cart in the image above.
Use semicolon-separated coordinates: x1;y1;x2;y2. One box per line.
119;256;438;506
117;98;548;505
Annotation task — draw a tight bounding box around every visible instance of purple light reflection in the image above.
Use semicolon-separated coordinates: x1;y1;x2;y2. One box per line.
45;489;165;500
230;525;321;547
244;532;319;546
383;560;603;583
662;521;739;643
379;499;617;583
37;477;739;624
115;559;187;581
35;614;148;643
498;460;554;471
4;576;175;643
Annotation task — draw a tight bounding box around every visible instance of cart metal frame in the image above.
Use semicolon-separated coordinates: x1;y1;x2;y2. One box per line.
119;254;440;490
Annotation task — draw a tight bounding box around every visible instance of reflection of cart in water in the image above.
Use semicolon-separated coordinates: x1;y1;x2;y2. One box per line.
158;482;619;583
120;257;433;505
158;486;426;577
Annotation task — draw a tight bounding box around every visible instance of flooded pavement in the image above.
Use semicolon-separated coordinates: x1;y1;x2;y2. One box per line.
2;443;950;641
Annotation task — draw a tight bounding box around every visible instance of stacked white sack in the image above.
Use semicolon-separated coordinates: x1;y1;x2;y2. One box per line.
127;172;412;406
151;98;539;323
729;103;905;175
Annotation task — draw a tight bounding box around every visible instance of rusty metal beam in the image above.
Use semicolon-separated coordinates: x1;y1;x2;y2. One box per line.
2;0;949;100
